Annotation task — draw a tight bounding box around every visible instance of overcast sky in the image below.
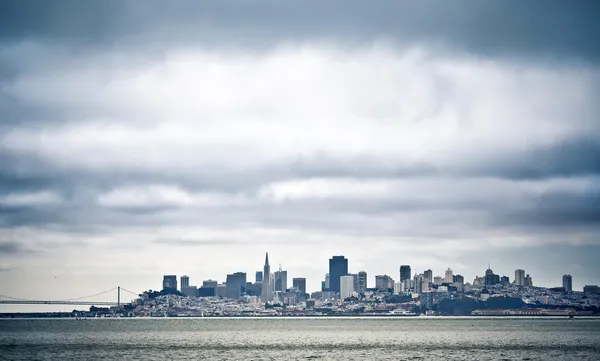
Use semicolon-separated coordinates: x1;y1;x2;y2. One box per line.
1;1;599;309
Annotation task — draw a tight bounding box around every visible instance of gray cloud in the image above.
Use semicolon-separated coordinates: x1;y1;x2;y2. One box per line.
1;1;598;60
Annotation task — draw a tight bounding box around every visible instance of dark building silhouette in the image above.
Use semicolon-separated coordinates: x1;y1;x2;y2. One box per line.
485;268;500;287
293;278;306;294
198;287;216;297
563;275;572;293
226;272;247;299
329;256;348;294
256;271;263;283
162;275;177;291
400;265;411;282
501;275;510;284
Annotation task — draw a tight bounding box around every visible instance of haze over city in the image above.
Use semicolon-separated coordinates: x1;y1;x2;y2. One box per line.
0;1;599;310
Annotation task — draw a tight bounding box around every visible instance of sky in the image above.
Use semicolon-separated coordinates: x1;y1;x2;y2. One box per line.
1;1;599;310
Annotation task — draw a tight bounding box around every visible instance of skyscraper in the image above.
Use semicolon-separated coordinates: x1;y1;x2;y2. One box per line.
375;275;394;290
445;268;454;284
162;275;177;291
563;275;572;293
274;268;288;292
180;275;189;290
225;272;246;299
262;252;272;302
293;278;306;294
515;269;525;286
256;271;263;283
340;275;355;300
358;271;367;294
424;269;433;283
400;265;411;282
329;256;348;294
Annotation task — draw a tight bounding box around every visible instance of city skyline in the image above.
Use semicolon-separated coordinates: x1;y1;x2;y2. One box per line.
1;1;599;306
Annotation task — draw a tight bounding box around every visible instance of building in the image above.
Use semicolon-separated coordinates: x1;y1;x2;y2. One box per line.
414;274;423;294
433;276;444;286
181;285;197;297
180;275;189;290
524;274;533;287
274;268;288;292
400;265;411;282
424;269;433;283
563;275;572;293
262;253;272;302
501;275;510;284
358;271;367;294
485;268;500;287
515;269;525;286
217;283;227;298
394;282;403;294
340;275;355;300
329;256;349;294
162;275;177;291
453;274;464;292
226;272;247;299
293;278;307;294
583;285;600;295
256;271;263;283
375;274;394;290
325;273;330;290
444;268;454;284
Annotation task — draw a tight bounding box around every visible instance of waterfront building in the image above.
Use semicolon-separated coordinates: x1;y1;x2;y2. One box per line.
162;275;177;291
400;265;411;282
424;269;433;283
329;256;349;294
563;275;572;293
262;252;273;302
358;271;367;294
515;269;525;286
293;278;307;294
340;275;355;300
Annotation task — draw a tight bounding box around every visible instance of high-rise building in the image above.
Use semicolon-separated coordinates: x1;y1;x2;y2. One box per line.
444;268;454;284
226;272;247;299
325;273;330;290
329;256;348;294
524;274;532;287
400;265;411;282
562;275;572;293
375;275;394;290
180;275;190;290
340;275;355;300
256;271;263;283
358;271;367;294
199;280;218;297
274;268;288;292
262;253;272;302
162;275;177;291
414;274;423;294
515;269;525;286
501;275;510;284
424;269;433;283
293;278;307;294
433;276;444;286
485;268;500;287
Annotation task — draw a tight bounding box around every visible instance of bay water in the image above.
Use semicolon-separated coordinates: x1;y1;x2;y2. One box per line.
1;317;599;360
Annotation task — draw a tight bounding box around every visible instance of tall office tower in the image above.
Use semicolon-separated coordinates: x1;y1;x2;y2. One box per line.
256;271;263;283
453;274;465;292
162;275;177;291
340;275;355;300
484;268;500;286
445;268;454;284
515;269;525;286
325;273;330;289
500;275;510;284
394;282;403;294
293;278;307;294
226;272;247;299
400;265;411;282
274;268;288;292
563;275;572;293
262;253;272;302
358;271;367;294
413;274;423;294
375;275;394;290
424;269;433;283
180;275;190;290
329;256;348;294
524;274;533;287
348;273;358;293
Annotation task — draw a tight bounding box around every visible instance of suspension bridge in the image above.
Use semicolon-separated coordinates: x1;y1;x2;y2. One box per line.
0;287;140;308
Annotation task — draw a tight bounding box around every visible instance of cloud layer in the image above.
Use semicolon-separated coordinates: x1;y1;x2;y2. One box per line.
0;2;599;304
